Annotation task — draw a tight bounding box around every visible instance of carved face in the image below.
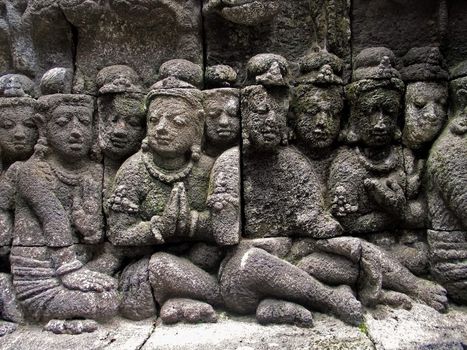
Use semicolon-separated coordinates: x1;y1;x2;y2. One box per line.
403;82;448;149
204;91;240;148
243;86;287;152
147;96;202;159
354;88;400;147
0;104;37;162
215;0;280;26
294;87;342;149
47;104;93;160
98;94;145;160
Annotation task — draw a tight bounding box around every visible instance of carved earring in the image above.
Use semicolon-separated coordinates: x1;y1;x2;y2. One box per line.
340;128;359;144
34;136;49;159
280;131;289;145
141;137;149;152
394;127;402;141
242;129;251;151
191;144;201;161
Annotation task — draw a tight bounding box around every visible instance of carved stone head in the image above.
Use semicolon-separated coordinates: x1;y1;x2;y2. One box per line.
403;82;448;149
401;47;449;150
203;88;240;151
36;94;95;162
293;85;343;149
242;85;289;153
345;47;404;147
293;52;344;150
145;88;204;161
204;0;280;26
0;74;36;98
0;97;38;168
97;65;146;161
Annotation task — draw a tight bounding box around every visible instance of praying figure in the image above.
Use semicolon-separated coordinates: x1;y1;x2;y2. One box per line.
107;67;240;324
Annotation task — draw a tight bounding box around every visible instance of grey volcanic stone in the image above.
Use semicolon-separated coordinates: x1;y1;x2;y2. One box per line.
256;299;313;328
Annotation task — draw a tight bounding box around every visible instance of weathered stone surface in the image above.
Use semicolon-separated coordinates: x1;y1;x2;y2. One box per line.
352;0;441;60
0;0;73;82
143;313;374;350
365;304;467;350
0;317;155;349
61;0;202;94
204;0;351;82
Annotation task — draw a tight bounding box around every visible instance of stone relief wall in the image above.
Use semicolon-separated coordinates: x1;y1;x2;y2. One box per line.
0;0;466;338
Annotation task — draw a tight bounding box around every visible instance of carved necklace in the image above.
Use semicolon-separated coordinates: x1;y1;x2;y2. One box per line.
49;162;86;186
142;152;193;184
356;146;399;173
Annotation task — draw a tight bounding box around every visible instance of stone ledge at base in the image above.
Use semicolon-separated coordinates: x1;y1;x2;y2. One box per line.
0;304;466;350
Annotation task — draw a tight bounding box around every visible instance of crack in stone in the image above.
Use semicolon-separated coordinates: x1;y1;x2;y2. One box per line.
135;320;157;350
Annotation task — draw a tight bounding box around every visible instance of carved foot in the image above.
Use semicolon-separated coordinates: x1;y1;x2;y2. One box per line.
160;298;218;324
329;285;364;326
378;290;413;310
44;319;98;335
256;299;313;328
412;281;448;312
0;321;17;337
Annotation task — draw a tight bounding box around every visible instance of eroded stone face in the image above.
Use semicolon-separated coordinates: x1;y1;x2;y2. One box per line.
203;89;240;151
47;104;93;161
147;95;203;161
0;103;37;165
242;86;287;153
352;88;401;147
403;82;448;150
293;86;342;150
98;94;145;160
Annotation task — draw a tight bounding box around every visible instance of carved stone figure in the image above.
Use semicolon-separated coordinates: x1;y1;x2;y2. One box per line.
401;47;449;153
330;47;426;234
202;76;240;158
108;75;240;323
96;65;146;205
291;51;343;187
8;68;118;334
59;0;202;93
219;54;364;327
426;60;467;304
0;74;37;336
324;48;447;311
203;0;351;83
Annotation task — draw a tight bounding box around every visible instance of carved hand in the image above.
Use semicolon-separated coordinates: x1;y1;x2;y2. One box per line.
406;159;425;199
72;183;103;244
61;267;117;293
150;184;180;242
364;177;406;217
176;182;190;237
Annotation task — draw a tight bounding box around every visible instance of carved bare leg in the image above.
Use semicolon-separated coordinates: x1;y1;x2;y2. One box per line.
374;240;448;312
148;252;223;324
220;247;364;326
